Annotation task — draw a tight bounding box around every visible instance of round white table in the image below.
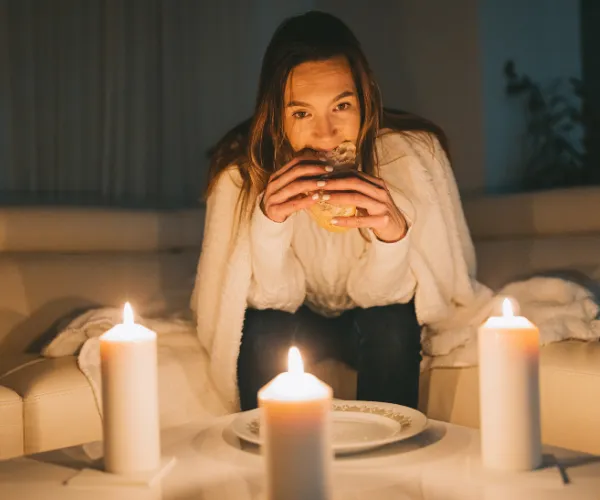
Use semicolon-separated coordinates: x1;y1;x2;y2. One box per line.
1;415;599;499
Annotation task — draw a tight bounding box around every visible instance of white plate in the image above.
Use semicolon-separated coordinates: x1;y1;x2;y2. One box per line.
230;400;428;455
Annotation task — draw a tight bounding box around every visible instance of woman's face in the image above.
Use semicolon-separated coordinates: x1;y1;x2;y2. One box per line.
283;56;361;153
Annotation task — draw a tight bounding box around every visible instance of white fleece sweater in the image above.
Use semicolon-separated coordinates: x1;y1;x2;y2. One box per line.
248;202;415;316
192;130;489;410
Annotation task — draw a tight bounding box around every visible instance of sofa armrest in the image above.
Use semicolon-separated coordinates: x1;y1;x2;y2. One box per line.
0;384;23;459
0;356;101;455
424;340;600;455
0;353;42;378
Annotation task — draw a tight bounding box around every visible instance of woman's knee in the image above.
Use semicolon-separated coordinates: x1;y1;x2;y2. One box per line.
243;307;314;359
242;308;298;349
353;302;421;348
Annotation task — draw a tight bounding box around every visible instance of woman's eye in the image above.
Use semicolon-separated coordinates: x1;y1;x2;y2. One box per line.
292;111;310;120
335;102;351;111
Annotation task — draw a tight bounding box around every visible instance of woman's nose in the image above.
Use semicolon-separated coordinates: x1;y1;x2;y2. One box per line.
312;116;338;143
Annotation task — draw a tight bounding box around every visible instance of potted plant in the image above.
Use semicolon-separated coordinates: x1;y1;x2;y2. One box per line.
504;60;592;191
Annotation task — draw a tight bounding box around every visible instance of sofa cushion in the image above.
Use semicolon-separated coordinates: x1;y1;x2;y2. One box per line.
421;340;600;455
0;250;199;366
0;384;23;459
463;187;600;290
463;186;600;239
0;356;101;455
0;207;204;252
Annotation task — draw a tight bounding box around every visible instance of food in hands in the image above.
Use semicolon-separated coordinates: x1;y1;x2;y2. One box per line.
298;141;357;233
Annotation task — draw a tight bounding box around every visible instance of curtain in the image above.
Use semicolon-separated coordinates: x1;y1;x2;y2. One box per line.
0;0;313;207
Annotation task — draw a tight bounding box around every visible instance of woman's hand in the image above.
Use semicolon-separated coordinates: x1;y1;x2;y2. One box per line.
261;156;333;223
315;172;409;242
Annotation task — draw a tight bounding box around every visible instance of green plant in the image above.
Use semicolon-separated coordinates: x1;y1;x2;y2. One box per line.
504;60;587;190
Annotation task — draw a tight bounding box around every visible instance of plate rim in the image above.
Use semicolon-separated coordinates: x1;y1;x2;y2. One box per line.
230;400;428;453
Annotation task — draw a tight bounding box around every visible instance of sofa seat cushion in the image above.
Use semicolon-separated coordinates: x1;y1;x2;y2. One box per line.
0;356;101;455
0;384;23;459
422;340;600;455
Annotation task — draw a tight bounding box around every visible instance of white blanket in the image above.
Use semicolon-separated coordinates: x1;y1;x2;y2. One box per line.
422;275;600;370
42;309;229;430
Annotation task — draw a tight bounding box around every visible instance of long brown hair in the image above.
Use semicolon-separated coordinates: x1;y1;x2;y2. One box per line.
206;11;449;222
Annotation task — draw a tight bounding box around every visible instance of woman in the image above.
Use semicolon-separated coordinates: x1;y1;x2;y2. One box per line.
192;11;479;412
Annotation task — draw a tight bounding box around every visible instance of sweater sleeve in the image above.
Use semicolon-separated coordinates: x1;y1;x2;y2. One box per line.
191;167;243;353
347;226;416;307
247;196;306;312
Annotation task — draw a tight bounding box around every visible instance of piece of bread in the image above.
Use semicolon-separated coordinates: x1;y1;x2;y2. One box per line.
303;142;357;233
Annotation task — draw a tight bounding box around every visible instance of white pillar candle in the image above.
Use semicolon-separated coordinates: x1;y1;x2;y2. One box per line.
478;298;542;471
258;347;333;500
100;303;161;474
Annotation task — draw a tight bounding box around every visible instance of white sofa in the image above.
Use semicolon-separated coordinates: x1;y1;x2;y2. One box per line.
1;187;600;460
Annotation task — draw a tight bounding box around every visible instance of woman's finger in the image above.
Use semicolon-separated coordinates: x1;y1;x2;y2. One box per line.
318;174;387;202
330;213;390;229
269;154;327;183
316;191;387;214
267;193;319;220
268;163;331;199
268;156;304;182
269;177;328;205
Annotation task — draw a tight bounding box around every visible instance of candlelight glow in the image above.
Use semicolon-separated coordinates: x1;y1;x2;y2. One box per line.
502;298;514;318
260;345;330;401
123;302;134;325
483;297;532;329
288;346;304;375
100;302;155;343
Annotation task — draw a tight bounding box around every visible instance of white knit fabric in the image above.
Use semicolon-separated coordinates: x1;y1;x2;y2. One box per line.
248;203;413;317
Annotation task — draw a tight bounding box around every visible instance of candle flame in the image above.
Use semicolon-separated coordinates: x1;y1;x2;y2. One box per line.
288;346;304;375
123;302;135;325
502;298;514;318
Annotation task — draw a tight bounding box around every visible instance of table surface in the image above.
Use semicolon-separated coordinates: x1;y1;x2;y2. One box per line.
1;414;599;500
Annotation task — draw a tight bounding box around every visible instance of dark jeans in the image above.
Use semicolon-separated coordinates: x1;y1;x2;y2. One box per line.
237;302;422;411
